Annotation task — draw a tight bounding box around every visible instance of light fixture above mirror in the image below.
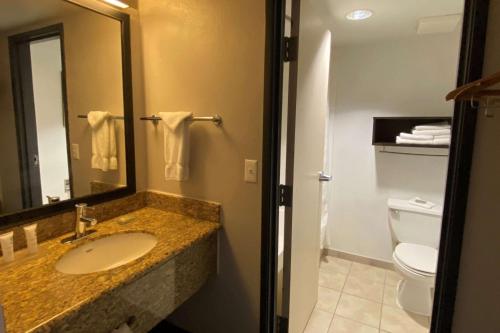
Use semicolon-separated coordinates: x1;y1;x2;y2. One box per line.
102;0;129;9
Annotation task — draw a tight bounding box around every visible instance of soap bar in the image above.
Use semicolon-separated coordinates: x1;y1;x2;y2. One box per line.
118;216;136;225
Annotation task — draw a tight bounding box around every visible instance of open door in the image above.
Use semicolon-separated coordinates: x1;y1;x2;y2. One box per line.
8;24;72;208
280;0;332;332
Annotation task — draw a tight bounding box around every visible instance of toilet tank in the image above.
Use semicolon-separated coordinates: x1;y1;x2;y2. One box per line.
388;198;443;248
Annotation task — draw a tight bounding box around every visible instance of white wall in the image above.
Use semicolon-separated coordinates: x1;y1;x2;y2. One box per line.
327;33;461;262
30;37;70;203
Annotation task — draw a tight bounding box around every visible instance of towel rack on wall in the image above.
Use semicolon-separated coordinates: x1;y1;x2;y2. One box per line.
446;70;500;117
140;114;223;126
77;114;124;120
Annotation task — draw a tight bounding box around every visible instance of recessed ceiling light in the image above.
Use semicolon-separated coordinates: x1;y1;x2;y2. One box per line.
102;0;129;9
346;9;373;21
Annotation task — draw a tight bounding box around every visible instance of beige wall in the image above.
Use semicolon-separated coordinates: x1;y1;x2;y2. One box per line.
452;0;500;331
63;9;127;196
138;0;265;332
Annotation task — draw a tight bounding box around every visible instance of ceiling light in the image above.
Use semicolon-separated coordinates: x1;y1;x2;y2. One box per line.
346;9;373;21
102;0;129;9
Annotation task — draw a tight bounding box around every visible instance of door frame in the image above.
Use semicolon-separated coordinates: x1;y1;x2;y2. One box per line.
8;23;74;208
260;0;490;332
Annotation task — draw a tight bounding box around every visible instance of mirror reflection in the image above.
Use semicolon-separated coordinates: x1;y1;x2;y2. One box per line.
0;0;127;216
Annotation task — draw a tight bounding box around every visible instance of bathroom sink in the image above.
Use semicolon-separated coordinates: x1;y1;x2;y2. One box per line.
55;232;157;274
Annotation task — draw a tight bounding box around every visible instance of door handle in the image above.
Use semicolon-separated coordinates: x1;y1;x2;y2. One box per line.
318;171;332;182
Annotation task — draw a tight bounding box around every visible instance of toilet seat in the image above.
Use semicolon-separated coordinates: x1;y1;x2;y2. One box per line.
394;243;437;276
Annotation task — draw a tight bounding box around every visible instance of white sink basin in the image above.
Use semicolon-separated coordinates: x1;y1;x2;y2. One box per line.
55;232;157;275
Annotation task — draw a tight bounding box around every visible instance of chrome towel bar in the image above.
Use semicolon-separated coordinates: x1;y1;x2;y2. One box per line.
77;114;124;120
140;114;222;126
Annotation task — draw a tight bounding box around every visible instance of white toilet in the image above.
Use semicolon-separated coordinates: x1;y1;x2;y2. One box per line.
387;198;442;316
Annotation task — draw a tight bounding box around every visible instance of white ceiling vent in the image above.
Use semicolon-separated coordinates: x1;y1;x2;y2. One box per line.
417;14;462;35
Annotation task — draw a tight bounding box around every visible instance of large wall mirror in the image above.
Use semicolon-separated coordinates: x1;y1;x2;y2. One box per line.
0;0;135;225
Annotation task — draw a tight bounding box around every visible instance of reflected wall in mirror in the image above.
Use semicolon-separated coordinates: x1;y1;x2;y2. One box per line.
0;0;129;216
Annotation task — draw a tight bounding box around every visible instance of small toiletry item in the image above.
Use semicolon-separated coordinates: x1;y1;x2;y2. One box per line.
23;224;38;254
0;231;14;263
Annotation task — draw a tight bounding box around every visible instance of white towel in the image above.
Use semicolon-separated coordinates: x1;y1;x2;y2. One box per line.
400;132;434;141
160;111;192;181
414;123;451;130
87;111;117;171
396;136;450;145
433;137;451;145
396;136;434;145
412;129;451;136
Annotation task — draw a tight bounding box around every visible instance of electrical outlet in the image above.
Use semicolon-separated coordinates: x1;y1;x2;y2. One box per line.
244;159;258;183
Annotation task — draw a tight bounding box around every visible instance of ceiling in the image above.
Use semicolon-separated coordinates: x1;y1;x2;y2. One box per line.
310;0;465;45
0;0;81;33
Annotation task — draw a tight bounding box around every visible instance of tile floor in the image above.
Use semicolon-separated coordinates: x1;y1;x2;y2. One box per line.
304;256;431;333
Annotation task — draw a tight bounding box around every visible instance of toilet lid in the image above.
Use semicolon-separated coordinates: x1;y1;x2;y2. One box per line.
394;243;438;274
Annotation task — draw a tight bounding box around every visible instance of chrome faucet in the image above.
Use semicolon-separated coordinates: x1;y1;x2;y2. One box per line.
61;203;98;244
75;203;97;239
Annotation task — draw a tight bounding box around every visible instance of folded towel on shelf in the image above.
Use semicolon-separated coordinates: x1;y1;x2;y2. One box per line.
396;136;450;146
408;197;436;209
396;136;434;145
414;122;451;130
412;128;451;136
400;132;434;140
160;111;193;181
87;111;117;171
434;134;451;139
433;137;451;145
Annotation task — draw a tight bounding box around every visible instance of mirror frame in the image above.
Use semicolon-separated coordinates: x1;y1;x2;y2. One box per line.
0;0;136;227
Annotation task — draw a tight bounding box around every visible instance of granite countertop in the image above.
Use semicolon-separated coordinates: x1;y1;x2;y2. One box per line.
0;207;220;333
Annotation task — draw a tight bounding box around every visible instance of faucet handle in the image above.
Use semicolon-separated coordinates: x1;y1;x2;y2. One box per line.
80;216;97;226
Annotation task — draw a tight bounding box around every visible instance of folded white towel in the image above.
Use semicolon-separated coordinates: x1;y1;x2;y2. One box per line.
414;122;451;131
396;136;434;145
412;129;451;136
400;132;434;141
408;197;436;209
396;136;450;145
434;134;451;139
433;137;451;145
160;111;193;181
87;111;117;171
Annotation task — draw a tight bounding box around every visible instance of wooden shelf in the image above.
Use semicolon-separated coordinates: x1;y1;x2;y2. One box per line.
372;117;451;148
373;142;449;149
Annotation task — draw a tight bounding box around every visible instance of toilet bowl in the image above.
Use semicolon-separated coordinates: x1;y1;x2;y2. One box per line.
388;199;442;316
392;243;437;315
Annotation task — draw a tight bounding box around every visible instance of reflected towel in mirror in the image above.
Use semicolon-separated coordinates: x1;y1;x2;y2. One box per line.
87;111;117;171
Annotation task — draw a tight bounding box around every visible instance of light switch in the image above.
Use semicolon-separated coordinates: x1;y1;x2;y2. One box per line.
71;143;80;160
244;159;258;183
